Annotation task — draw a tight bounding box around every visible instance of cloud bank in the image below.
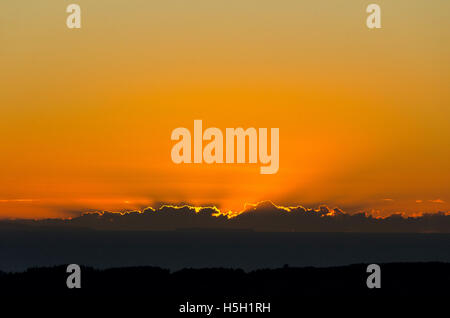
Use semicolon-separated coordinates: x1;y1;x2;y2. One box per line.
1;201;450;232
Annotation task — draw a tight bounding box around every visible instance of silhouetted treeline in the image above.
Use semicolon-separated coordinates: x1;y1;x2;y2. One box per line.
0;263;449;296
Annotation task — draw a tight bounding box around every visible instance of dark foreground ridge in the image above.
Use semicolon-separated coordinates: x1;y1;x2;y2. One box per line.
1;262;449;297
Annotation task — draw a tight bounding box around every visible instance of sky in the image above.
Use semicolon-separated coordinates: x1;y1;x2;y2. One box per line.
1;0;450;218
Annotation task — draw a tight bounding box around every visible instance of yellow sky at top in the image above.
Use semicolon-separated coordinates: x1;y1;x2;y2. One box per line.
0;1;449;218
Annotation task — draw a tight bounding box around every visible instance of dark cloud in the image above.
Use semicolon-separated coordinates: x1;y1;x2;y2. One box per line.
1;201;449;232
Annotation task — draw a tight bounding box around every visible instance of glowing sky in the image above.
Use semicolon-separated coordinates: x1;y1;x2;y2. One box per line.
1;1;450;218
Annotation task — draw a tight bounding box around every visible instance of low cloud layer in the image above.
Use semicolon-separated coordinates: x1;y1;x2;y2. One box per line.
1;201;449;232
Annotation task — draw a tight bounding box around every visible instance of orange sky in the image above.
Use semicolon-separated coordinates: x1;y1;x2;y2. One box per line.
1;1;450;218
